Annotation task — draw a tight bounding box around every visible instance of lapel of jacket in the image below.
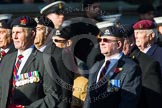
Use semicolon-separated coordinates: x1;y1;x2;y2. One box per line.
21;48;37;74
89;60;104;85
7;44;17;54
2;52;17;108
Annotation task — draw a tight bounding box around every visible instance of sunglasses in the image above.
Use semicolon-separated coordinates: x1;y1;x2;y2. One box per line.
53;39;66;43
98;38;118;43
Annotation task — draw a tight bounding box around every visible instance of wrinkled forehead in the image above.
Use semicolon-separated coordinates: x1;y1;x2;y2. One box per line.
134;29;152;32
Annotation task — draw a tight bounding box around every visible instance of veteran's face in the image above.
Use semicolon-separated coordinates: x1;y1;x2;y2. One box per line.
0;28;12;49
122;36;135;55
52;36;66;48
98;36;121;57
12;26;35;53
157;26;162;34
34;24;48;49
140;11;155;21
47;13;64;29
134;30;152;52
86;2;101;18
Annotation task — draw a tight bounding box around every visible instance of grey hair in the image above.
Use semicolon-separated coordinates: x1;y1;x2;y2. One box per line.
45;26;54;44
7;29;12;36
146;29;158;42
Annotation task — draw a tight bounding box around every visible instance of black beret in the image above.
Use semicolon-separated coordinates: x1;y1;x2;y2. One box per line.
0;19;12;29
83;0;100;8
40;1;65;15
100;26;123;38
137;4;155;14
35;16;54;28
119;24;134;38
54;24;73;40
11;16;37;28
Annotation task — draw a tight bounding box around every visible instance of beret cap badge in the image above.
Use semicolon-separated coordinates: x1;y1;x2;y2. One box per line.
56;30;61;36
0;23;2;27
20;18;27;25
104;29;110;35
34;17;39;23
58;3;63;9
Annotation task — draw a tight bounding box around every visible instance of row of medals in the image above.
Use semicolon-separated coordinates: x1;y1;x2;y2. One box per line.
15;71;40;87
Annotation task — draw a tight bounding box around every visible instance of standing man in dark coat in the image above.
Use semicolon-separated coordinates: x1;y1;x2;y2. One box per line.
121;24;162;108
0;16;59;108
44;24;75;108
84;26;141;108
0;19;16;62
133;19;162;75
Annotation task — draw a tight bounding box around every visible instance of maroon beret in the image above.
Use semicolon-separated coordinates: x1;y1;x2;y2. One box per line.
133;20;156;30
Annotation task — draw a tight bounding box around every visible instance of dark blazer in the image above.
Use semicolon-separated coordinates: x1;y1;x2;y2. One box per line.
0;48;59;108
146;44;162;75
0;44;17;63
44;42;74;108
7;44;17;54
84;54;141;108
130;48;162;108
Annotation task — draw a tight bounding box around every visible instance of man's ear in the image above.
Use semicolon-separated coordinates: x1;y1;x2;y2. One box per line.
65;40;72;47
149;32;155;40
31;30;36;39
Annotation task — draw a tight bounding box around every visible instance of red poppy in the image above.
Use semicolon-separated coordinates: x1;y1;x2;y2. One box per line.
114;67;123;73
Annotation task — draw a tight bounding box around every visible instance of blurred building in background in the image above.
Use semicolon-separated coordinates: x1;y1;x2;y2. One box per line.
0;0;161;25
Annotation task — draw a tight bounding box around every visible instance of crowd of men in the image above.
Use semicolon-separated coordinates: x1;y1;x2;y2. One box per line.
0;0;162;108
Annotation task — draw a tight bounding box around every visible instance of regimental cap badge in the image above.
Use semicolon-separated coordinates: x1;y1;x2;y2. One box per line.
104;29;110;35
55;30;61;36
34;17;39;23
20;18;27;25
0;22;2;27
58;3;63;9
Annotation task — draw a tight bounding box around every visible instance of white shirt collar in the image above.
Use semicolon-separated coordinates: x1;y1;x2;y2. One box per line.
17;45;34;75
105;52;123;61
143;45;151;53
38;45;47;52
1;47;10;53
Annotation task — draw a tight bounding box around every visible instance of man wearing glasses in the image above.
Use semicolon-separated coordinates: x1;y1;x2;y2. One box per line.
84;26;141;108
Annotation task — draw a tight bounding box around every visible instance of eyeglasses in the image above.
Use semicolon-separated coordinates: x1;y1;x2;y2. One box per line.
53;39;66;43
97;38;118;43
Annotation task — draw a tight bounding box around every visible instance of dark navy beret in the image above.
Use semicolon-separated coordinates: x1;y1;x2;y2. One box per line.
40;1;65;15
133;20;156;30
11;16;37;28
54;21;99;40
54;24;73;40
35;16;54;28
0;19;12;29
119;24;134;38
100;26;123;38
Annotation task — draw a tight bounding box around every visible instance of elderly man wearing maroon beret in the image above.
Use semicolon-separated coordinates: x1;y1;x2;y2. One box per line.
133;19;162;75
